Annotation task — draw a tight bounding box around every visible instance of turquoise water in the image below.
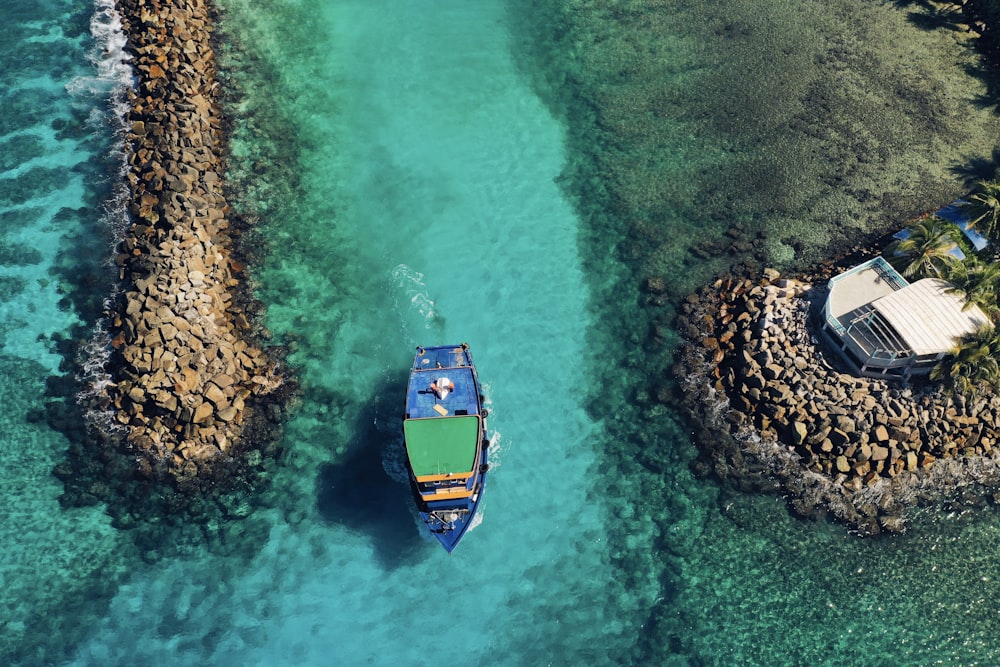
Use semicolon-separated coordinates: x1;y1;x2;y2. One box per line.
6;0;1000;664
0;0;129;662
68;0;652;664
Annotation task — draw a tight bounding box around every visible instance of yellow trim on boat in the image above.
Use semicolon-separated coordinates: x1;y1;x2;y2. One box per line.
421;488;474;501
415;471;474;483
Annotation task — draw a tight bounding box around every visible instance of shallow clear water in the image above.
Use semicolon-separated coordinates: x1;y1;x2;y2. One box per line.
0;0;132;662
65;0;651;664
6;0;1000;665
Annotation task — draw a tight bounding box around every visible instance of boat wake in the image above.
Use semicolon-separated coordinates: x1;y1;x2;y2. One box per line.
391;264;443;334
479;380;501;469
467;508;484;532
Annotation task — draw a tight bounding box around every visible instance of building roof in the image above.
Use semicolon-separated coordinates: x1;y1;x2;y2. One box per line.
872;278;991;356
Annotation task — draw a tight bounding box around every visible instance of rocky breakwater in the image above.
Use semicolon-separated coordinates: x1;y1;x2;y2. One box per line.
674;268;1000;534
99;0;285;485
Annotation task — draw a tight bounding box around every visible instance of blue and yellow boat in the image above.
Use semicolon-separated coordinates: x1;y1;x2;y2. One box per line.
403;344;489;552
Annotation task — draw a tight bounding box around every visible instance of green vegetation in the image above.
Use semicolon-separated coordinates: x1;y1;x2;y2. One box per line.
930;324;1000;397
885;177;1000;395
885;215;962;278
943;256;1000;315
961;179;1000;240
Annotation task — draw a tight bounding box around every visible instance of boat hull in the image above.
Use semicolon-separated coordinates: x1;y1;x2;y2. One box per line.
403;344;488;553
411;442;488;553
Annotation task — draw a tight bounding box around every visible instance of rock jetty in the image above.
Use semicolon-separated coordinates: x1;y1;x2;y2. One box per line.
98;0;285;484
674;264;1000;534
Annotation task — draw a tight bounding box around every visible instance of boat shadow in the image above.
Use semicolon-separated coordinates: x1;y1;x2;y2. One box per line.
314;375;432;569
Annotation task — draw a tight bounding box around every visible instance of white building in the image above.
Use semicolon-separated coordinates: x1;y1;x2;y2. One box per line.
822;257;991;378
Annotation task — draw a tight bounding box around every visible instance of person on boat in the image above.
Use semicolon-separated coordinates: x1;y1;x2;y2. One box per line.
430;377;454;399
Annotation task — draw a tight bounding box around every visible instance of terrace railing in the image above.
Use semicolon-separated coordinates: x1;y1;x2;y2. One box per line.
823;256;907;336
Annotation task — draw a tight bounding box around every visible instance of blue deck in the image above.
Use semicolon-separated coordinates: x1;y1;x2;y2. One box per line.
405;345;482;419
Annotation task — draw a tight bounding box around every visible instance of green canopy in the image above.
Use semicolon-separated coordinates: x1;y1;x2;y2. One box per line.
404;416;479;477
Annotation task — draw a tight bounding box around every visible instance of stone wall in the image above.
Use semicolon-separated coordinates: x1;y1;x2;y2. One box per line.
674;267;1000;533
100;0;285;483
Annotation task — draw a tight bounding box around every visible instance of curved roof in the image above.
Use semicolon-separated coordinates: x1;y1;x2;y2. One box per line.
872;278;991;356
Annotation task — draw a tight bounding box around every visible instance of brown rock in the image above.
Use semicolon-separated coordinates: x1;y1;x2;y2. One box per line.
806;424;832;446
843;476;863;493
204;382;227;407
172;370;191;393
829;428;851;448
192;401;214;423
834;415;855;434
154;390;178;412
762;364;783;381
186;443;221;461
160;322;178;341
217;406;238;422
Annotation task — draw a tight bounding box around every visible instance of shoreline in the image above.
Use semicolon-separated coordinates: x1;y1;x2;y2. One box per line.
672;240;1000;534
85;0;288;486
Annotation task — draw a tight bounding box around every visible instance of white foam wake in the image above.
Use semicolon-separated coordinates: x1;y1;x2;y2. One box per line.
391;263;440;332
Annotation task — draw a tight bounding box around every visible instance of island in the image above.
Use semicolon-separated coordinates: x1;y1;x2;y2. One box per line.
674;191;1000;534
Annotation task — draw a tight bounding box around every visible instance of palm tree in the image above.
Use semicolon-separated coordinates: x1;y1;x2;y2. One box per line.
885;216;961;279
931;324;1000;398
942;256;1000;317
960;179;1000;243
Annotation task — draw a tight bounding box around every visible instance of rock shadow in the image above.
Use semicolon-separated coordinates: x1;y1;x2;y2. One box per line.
315;373;429;569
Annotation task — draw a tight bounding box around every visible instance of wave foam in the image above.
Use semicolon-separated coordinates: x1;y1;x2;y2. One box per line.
75;0;135;435
66;0;133;101
76;315;126;438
